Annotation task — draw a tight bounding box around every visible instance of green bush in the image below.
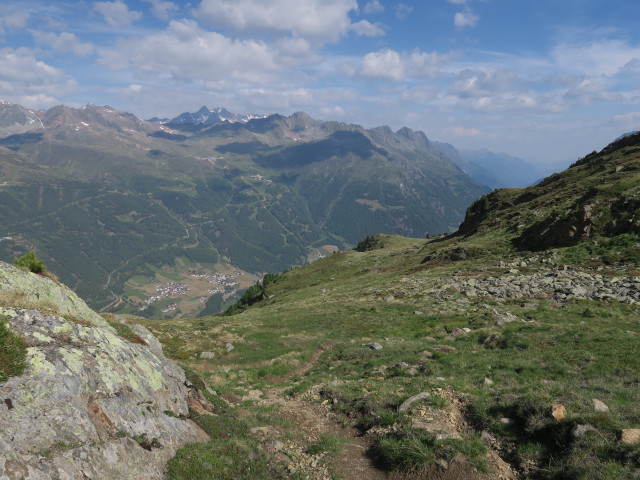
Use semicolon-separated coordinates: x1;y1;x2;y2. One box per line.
13;251;46;274
0;315;27;382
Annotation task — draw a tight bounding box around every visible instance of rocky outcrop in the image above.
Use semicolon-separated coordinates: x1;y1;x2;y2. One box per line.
0;262;104;326
0;262;209;479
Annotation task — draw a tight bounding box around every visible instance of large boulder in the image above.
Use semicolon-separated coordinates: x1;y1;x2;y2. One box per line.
0;262;209;479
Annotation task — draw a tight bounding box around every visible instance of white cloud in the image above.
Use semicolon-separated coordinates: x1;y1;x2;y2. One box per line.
344;47;453;81
353;49;405;81
94;1;142;27
3;11;30;29
0;47;77;107
98;19;282;83
395;3;413;20
450;69;520;99
194;0;358;44
563;78;623;104
31;31;95;56
552;39;640;77
610;112;640;126
363;0;384;14
454;10;479;28
350;20;385;37
0;11;29;37
142;0;178;20
408;49;455;79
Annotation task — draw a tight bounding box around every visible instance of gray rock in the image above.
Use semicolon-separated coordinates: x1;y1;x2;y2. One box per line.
592;399;609;413
363;342;383;350
200;351;216;359
399;392;431;412
385;295;395;303
0;264;208;479
225;343;234;352
572;424;596;438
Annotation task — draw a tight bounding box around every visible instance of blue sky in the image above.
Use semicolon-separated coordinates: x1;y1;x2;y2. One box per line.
1;0;640;165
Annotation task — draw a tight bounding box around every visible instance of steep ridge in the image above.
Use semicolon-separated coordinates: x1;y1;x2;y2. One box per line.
456;131;640;249
0;261;210;478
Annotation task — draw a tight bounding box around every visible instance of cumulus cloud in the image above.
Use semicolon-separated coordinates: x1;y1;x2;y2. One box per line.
0;47;77;107
31;31;95;56
194;0;357;43
454;10;479;28
352;49;405;81
344;47;453;81
94;1;142;27
97;19;282;83
350;20;385;37
142;0;178;20
363;0;384;14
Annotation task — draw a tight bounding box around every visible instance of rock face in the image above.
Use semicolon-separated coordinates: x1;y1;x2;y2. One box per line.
0;262;105;326
0;262;208;479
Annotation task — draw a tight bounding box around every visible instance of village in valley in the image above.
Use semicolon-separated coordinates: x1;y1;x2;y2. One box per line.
125;262;262;318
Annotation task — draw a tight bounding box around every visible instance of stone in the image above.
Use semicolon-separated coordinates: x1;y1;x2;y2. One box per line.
363;342;383;350
449;327;466;337
620;429;640;444
592;399;609;413
492;309;522;326
384;295;395;303
0;303;208;479
414;311;424;315
225;343;234;352
399;392;431;412
199;351;216;359
572;424;596;438
483;377;494;386
551;404;567;421
500;417;514;425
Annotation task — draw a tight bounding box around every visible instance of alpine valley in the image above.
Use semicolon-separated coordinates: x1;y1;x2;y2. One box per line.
0;101;492;318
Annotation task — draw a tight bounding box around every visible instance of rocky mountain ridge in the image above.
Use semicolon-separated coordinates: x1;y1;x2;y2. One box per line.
0;101;487;316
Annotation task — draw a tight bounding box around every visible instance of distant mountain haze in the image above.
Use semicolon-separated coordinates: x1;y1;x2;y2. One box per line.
0;101;487;317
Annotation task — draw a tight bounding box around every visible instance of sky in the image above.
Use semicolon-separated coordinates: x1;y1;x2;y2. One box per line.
1;0;640;166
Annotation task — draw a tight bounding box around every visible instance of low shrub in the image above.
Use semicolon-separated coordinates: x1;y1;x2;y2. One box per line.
13;251;46;274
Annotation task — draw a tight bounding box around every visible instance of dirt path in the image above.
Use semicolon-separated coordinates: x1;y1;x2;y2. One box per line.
254;344;517;479
258;387;388;480
267;343;337;383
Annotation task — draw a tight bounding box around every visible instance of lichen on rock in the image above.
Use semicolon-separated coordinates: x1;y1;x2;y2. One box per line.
0;261;209;479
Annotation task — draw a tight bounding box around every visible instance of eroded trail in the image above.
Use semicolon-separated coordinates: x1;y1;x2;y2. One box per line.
257;387;388;480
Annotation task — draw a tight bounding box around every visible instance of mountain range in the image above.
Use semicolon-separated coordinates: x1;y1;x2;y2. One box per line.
0;101;490;317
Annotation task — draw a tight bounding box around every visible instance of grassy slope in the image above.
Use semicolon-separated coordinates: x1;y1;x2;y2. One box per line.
138;136;640;479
